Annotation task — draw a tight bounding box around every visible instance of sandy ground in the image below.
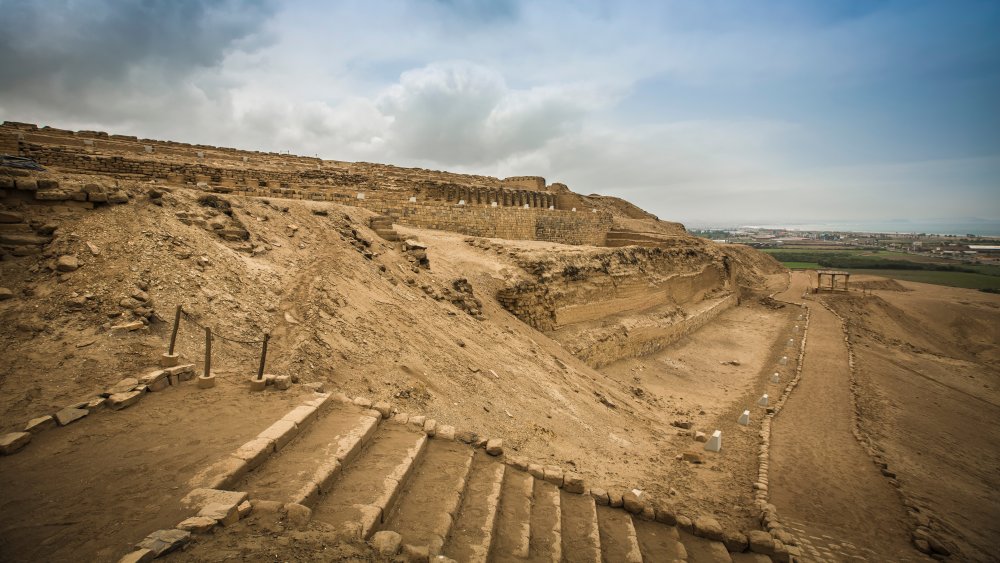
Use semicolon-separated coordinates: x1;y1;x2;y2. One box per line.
826;277;1000;562
770;272;920;561
0;380;310;563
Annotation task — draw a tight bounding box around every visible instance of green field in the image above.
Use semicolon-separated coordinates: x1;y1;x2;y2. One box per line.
761;248;1000;290
850;269;1000;290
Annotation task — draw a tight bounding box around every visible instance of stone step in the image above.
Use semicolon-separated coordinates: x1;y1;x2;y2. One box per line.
238;402;377;506
0;223;32;233
310;422;428;540
527;479;562;562
489;468;534;561
441;452;506;563
379;438;474;556
596;505;643;563
634;517;688;561
559;489;602;563
729;552;772;562
678;529;734;563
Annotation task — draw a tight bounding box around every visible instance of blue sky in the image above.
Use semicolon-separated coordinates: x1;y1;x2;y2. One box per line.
1;0;997;226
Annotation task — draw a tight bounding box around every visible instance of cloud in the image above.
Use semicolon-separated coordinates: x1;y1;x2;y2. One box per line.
0;0;277;124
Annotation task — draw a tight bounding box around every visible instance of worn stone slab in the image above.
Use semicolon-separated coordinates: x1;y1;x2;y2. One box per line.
24;415;55;433
281;405;318;427
334;415;379;465
109;377;139;394
181;488;249;511
107;390;143;410
543;465;564;487
177;516;217;533
257;419;298;452
199;501;239;526
564;471;586;494
0;432;31;455
138;370;167;386
54;407;88;426
135;529;190;557
117;549;154;563
233;437;275;470
189;456;249;490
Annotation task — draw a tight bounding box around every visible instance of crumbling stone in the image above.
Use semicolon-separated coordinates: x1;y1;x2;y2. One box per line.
56;255;79;272
0;432;31;455
54;407;88;426
136;529;190;557
371;530;402;556
24;415;55;433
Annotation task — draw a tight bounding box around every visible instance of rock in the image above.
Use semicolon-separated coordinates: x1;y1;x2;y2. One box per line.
110;320;145;332
0;432;31;455
622;491;644;514
682;450;705;464
423;419;437;436
747;530;775;554
56;255;79;272
694;431;707;443
135;529;190;557
456;430;479;444
54;407;88;426
117;549;155;563
542;465;564;487
608;491;623;508
109;377;139;394
303;381;325;393
274;375;291;390
927;534;951;556
285;502;311;529
401;543;429;563
199;501;240;526
563;472;586;494
913;538;932;555
486;438;503;456
371;530;403;556
693;516;724;541
181;489;249;510
676;514;693;532
0;211;24;223
723;530;749;552
436;425;456;440
237;500;252;518
373;401;392;418
108;191;129;204
0;287;13;300
590;487;610;505
85;241;101;255
24;415;55;433
652;499;677;525
672;420;694;429
177;516;218;533
107;390;143;410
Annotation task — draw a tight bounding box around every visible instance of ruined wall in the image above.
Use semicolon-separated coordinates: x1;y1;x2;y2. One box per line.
502;176;546;191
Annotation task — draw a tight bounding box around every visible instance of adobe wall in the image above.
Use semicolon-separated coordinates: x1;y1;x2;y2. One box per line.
502;176;545;191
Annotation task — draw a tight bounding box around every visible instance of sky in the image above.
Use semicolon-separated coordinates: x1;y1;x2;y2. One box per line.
0;0;998;227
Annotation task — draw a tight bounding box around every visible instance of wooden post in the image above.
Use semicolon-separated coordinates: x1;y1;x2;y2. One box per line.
204;326;212;378
168;305;182;355
256;333;270;381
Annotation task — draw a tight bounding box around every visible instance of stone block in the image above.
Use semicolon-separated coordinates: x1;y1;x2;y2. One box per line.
177;516;217;533
622;491;644;514
109;377;139;394
694;431;707;442
608;491;624;508
258;420;298;451
486;438;503;456
233;437;275;470
24;415;55;433
456;429;478;444
747;530;775;554
722;530;749;552
652;499;677;525
371;530;402;556
181;489;249;511
281;405;318;427
274;375;291;390
353;396;373;408
542;465;563;487
117;549;154;563
373;401;392;418
135;529;190;557
693;515;724;541
527;464;544;479
0;432;31;455
423;418;437;436
436;424;456;440
54;407;88;426
139;369;166;386
237;500;252;518
199;501;239;526
563;472;585;493
56;255;79;272
107;390;142;410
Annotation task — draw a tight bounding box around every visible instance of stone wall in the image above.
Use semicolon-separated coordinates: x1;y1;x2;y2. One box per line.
502;176;546;191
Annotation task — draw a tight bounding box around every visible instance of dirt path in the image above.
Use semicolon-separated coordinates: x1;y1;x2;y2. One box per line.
770;272;920;561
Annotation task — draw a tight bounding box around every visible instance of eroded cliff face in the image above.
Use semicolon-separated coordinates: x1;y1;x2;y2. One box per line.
490;240;776;367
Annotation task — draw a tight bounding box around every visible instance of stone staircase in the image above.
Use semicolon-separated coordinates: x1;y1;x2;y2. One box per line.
370;214;402;242
183;394;752;563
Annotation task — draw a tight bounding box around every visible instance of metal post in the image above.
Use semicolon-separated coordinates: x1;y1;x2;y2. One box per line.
168;305;182;355
204;326;212;378
256;333;270;381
